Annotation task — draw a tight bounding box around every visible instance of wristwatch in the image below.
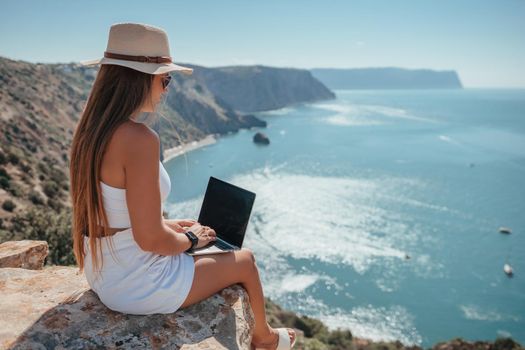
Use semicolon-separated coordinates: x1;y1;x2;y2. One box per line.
184;230;199;253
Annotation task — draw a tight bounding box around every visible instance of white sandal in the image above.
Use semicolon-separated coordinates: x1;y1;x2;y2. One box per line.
254;327;296;350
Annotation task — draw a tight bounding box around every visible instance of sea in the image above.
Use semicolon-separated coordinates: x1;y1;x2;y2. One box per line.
163;88;525;347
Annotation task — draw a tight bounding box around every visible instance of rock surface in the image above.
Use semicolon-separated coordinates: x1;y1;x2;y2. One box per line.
253;132;270;145
0;241;255;349
0;240;48;269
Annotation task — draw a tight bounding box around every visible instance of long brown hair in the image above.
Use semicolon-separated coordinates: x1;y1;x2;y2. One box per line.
69;64;158;279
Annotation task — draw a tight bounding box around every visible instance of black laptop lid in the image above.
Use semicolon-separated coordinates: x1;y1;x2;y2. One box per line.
197;176;256;248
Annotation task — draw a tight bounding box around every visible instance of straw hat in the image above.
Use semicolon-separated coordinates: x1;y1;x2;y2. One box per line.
80;22;193;75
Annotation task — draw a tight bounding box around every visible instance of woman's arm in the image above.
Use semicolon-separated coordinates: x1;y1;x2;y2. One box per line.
123;122;192;255
148;222;193;255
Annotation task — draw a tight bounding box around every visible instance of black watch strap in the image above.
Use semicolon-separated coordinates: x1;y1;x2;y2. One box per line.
184;230;199;252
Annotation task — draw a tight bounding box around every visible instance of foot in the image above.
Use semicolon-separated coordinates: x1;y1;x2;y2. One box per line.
251;327;296;349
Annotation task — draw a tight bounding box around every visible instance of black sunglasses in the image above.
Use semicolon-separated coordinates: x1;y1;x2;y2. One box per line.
161;74;172;89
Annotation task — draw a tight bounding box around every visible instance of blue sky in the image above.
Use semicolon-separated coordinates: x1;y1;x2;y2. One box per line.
1;0;524;87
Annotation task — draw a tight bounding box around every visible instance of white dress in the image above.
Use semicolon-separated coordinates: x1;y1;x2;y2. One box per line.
83;159;195;315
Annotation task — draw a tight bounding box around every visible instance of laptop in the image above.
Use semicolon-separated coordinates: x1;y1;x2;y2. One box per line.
185;176;256;256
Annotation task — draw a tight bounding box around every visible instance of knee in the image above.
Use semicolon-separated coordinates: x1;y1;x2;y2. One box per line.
242;248;256;264
238;248;257;274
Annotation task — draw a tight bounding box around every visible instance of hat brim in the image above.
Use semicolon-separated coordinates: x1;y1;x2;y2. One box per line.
79;57;193;75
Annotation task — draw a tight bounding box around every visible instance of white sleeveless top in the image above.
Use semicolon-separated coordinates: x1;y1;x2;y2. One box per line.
97;159;171;228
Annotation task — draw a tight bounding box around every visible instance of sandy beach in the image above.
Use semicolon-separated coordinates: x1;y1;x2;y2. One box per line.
162;134;217;163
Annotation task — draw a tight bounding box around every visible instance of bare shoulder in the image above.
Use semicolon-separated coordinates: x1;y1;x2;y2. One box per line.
114;121;160;161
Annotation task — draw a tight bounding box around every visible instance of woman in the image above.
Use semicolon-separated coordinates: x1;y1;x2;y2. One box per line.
71;22;296;349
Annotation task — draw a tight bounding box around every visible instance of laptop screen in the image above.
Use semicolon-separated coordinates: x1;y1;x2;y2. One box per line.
197;176;256;248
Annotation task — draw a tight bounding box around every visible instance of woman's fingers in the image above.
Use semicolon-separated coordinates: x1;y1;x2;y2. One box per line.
177;219;197;226
201;226;216;239
204;226;216;235
165;220;186;232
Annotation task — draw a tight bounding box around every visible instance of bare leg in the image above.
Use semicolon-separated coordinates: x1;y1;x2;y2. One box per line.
180;248;296;348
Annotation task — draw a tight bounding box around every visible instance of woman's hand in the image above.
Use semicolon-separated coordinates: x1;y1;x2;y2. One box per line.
164;218;198;233
186;222;217;249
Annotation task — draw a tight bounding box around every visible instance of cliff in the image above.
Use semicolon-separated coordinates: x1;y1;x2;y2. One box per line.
0;240;259;349
176;63;336;113
310;67;463;89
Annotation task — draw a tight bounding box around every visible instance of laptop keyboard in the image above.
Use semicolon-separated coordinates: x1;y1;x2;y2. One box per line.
214;239;236;250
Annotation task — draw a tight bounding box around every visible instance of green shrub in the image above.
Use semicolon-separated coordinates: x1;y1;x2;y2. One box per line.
8;152;19;165
6;182;24;197
38;161;50;175
324;328;353;350
2;200;16;212
294;315;329;338
0;176;9;190
303;338;329;350
28;190;45;205
49;166;68;184
43;180;60;198
0;166;9;179
494;337;521;350
47;198;63;211
20;162;33;175
3;206;75;265
21;173;33;185
0;151;6;165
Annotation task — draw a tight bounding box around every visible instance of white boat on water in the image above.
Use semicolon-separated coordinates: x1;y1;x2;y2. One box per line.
504;263;513;276
499;227;512;234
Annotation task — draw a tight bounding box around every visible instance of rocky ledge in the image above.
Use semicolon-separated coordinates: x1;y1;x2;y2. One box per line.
0;240;256;349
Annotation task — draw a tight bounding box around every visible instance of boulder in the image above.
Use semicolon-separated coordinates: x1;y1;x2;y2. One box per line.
253;132;270;145
0;240;48;270
0;240;255;349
